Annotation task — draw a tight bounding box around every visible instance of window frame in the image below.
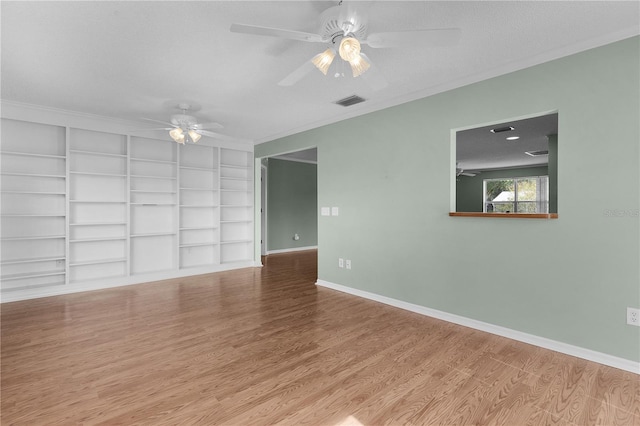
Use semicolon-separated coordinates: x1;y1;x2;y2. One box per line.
483;175;549;214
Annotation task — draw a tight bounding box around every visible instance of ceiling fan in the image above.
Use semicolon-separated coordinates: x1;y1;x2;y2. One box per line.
140;103;234;144
230;1;461;89
456;163;477;177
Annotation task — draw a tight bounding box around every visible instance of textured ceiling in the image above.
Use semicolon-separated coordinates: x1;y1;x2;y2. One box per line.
1;1;638;146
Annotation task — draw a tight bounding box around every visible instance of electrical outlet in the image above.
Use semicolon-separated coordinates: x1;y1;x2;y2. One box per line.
627;307;640;326
345;259;351;270
338;258;344;268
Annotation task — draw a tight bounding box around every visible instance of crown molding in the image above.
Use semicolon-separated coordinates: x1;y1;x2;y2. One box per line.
1;99;143;129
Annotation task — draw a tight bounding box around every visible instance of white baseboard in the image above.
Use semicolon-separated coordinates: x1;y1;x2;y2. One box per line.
267;246;318;255
1;261;259;303
316;279;640;375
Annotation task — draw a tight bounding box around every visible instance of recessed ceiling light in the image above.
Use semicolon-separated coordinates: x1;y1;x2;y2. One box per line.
490;126;515;133
506;136;520;140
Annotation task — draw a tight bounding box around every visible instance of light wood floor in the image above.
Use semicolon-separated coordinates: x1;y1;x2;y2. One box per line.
2;250;639;425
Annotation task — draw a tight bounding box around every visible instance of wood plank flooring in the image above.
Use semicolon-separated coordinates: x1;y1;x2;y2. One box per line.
2;250;639;425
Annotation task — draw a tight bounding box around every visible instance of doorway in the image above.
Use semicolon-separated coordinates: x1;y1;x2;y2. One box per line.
259;147;318;258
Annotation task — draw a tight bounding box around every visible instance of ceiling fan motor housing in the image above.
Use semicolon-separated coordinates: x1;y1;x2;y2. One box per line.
170;114;197;128
320;5;367;43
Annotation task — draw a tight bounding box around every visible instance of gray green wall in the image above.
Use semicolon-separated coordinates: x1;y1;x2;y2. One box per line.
456;166;549;212
255;37;640;362
266;158;317;251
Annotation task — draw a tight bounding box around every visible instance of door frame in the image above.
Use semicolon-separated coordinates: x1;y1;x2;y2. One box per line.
260;164;268;256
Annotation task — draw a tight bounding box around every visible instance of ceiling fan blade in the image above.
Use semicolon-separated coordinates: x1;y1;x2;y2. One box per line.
197;129;242;142
364;28;461;49
359;53;388;91
278;59;317;87
193;122;223;130
230;23;325;43
131;127;173;132
140;117;177;127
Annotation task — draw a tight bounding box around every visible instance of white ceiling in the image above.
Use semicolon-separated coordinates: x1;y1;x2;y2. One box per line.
2;1;638;145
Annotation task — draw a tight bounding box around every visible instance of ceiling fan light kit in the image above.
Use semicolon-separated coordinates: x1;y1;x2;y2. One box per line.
169;128;203;145
308;32;373;78
310;36;370;78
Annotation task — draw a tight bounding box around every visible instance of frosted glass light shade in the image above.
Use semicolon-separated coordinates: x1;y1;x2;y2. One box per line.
169;127;185;144
188;130;202;143
349;54;370;77
312;48;336;75
339;37;361;62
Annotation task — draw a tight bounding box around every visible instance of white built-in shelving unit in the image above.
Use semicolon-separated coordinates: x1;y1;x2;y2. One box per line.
179;144;220;269
219;149;254;263
1;120;67;291
1;116;254;301
129;136;178;275
68;129;128;283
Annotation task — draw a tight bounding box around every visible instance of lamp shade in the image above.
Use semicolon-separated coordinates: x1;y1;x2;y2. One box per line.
348;54;370;77
339;37;361;62
188;130;202;143
169;127;185;144
311;48;336;75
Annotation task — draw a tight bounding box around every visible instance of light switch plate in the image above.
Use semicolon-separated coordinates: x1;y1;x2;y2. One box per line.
321;207;330;216
331;207;339;216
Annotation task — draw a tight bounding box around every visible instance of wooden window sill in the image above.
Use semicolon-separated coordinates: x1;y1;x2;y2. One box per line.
449;212;558;219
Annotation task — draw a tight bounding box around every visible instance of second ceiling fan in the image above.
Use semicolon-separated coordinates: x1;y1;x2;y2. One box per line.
140;103;236;145
230;2;461;89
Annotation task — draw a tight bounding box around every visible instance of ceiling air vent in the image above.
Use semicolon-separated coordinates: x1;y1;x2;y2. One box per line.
334;95;366;107
490;126;515;133
525;150;549;157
